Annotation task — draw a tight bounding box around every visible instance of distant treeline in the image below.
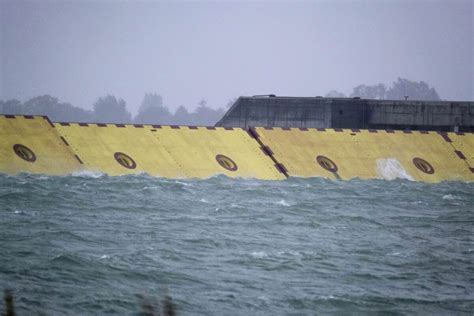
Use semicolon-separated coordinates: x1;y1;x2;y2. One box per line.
325;77;441;100
0;78;441;125
0;93;228;125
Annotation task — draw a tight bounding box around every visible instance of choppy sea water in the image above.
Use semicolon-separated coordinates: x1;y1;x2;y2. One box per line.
0;173;473;315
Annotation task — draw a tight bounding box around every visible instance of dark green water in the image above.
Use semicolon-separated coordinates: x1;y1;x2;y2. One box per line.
1;173;473;315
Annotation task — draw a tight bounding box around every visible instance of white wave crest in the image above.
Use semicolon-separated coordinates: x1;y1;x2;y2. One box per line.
442;194;458;200
71;170;105;178
376;158;414;181
250;251;268;258
275;199;290;206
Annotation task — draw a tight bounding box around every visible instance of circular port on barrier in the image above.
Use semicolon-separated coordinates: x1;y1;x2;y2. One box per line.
114;152;137;169
413;157;434;174
316;155;338;173
13;144;36;162
215;154;238;171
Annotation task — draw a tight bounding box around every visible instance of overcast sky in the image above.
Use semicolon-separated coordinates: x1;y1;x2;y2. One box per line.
1;0;472;114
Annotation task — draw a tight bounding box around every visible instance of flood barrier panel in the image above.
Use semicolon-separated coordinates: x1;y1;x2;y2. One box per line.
54;123;284;180
1;115;472;182
253;127;474;182
150;126;285;180
0;115;82;175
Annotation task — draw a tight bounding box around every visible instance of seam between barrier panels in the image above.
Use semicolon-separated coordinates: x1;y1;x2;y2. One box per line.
54;126;85;166
438;132;473;173
149;129;189;178
247;127;289;178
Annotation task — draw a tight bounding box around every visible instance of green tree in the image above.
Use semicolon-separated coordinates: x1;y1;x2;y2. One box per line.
0;99;23;114
172;105;191;125
20;95;93;122
192;99;225;126
386;78;440;101
325;90;346;98
134;93;172;124
93;95;131;123
350;84;386;99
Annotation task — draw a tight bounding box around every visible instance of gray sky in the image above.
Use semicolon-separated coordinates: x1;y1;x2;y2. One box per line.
1;0;473;114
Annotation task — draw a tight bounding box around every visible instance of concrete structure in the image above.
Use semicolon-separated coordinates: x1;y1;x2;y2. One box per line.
216;96;474;132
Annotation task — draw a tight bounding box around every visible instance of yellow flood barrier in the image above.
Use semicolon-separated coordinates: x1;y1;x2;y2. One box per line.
446;133;474;172
0;115;82;175
54;123;284;179
2;115;472;182
150;126;285;180
254;127;473;182
55;123;181;177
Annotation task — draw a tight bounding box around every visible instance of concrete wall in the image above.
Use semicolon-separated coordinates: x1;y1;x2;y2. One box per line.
216;96;474;132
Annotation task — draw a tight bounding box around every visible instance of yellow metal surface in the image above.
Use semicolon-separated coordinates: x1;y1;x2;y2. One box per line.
2;115;471;182
54;124;283;179
0;115;82;175
151;126;285;180
55;123;181;177
448;133;474;170
255;128;473;182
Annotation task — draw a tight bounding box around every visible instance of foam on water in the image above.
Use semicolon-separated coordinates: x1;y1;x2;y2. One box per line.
376;158;414;181
0;173;473;315
71;170;106;178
